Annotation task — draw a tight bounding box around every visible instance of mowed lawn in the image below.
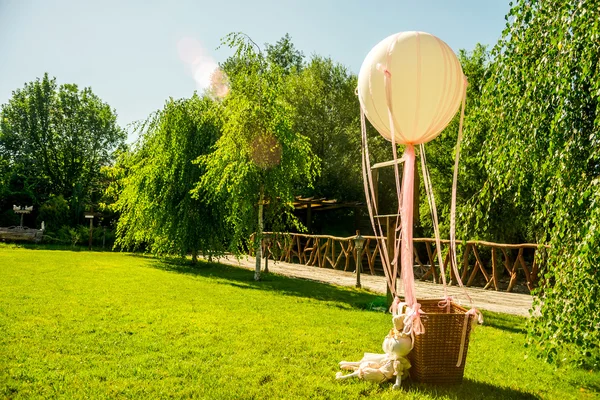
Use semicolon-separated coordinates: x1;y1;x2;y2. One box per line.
0;246;598;399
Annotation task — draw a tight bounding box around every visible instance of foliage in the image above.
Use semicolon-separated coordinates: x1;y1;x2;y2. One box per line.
36;195;70;233
24;225;113;248
465;0;600;366
93;158;126;232
111;95;225;262
286;57;364;202
0;73;125;225
196;33;319;254
282;53;398;236
1;246;599;399
265;33;305;75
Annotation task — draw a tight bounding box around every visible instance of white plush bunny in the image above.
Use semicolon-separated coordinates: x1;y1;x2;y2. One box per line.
336;306;413;389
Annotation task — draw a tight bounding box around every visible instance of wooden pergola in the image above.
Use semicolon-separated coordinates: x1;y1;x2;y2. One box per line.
292;196;363;232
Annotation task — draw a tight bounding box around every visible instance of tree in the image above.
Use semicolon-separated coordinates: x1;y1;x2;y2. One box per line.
285;56;362;201
283;55;401;235
466;0;600;365
0;73;125;226
265;33;305;74
196;33;319;280
111;95;225;262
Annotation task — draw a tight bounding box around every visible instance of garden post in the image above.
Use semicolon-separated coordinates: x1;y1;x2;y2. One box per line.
354;230;365;289
84;213;94;251
88;217;93;251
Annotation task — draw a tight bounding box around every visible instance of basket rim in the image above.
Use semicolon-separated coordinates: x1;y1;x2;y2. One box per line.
398;297;470;314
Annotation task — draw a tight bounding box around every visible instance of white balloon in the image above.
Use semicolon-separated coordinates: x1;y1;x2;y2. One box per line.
358;31;465;145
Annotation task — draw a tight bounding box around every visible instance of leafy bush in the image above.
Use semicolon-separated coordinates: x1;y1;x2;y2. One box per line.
37;195;70;232
51;226;80;246
45;224;114;248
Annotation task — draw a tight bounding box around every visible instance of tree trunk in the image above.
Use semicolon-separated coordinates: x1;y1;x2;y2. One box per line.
264;248;269;273
191;248;198;264
255;185;264;281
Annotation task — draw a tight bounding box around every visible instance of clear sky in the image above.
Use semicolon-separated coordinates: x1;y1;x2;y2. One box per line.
0;0;511;139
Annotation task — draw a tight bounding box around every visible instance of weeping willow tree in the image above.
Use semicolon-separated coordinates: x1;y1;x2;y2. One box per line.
196;33;319;280
466;0;600;366
111;95;226;262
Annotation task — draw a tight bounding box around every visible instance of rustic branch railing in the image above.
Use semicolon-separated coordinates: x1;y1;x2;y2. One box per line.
411;238;549;293
250;232;549;293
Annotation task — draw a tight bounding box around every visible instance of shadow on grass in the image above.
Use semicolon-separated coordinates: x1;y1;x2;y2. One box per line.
480;310;527;334
135;254;388;312
404;378;541;399
0;242;114;252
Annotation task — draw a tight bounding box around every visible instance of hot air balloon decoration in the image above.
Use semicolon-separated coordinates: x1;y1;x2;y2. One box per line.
336;31;483;386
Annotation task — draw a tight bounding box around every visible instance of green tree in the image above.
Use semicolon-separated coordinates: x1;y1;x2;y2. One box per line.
283;55;398;236
285;56;362;201
265;33;305;74
197;33;319;280
37;195;70;231
111;95;225;263
0;73;125;225
467;0;600;365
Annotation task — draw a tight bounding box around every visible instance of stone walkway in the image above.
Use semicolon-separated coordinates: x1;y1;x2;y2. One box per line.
216;255;533;317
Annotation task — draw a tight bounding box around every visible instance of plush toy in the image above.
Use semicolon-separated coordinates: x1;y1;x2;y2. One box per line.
336;308;413;389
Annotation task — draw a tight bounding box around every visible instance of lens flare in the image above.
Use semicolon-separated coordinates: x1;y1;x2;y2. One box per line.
250;134;282;169
177;36;219;90
210;68;229;99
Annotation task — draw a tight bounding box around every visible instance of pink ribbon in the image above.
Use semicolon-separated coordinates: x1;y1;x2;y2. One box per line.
466;307;483;324
404;303;425;335
438;295;453;313
381;60;407;285
456;307;483;367
389;296;402;315
390;297;426;336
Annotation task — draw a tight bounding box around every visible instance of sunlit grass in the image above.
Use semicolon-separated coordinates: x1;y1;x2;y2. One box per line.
0;246;598;399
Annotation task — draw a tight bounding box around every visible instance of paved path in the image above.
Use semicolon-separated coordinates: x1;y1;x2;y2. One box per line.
215;255;533;317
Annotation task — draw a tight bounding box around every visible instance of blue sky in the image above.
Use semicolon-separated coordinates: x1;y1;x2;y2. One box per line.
0;0;510;137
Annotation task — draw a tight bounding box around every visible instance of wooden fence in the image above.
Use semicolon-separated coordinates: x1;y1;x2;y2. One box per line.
250;232;549;293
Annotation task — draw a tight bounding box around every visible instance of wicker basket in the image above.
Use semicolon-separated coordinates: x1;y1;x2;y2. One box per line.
408;299;474;385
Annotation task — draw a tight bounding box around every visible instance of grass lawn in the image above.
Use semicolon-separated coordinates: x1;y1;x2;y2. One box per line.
0;245;598;399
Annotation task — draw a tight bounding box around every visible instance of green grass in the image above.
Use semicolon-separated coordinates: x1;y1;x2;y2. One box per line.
0;245;598;399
